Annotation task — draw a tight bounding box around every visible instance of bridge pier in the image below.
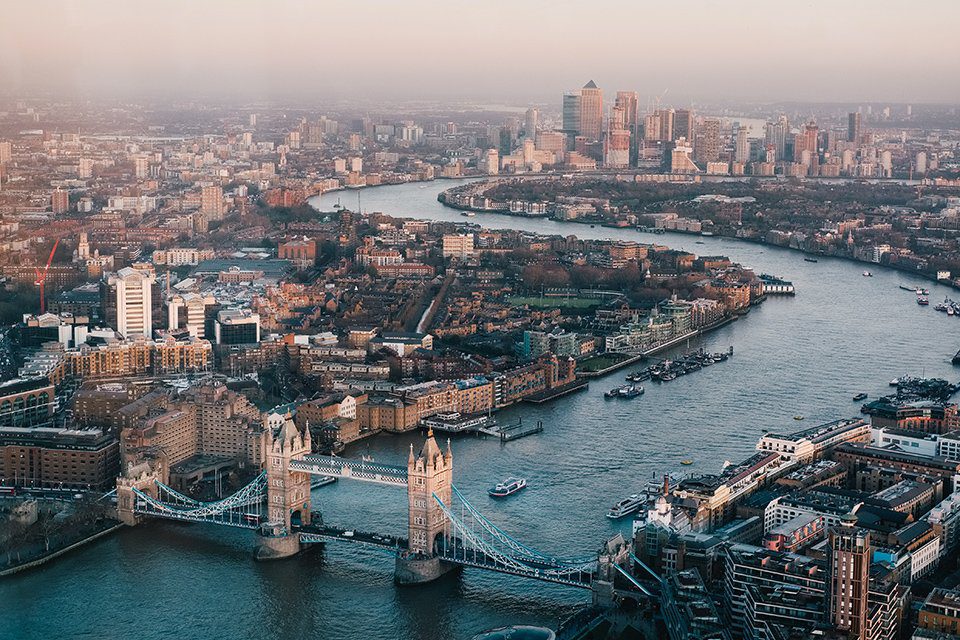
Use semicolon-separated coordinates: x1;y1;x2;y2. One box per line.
394;553;458;585
253;533;300;560
255;413;311;561
255;525;302;561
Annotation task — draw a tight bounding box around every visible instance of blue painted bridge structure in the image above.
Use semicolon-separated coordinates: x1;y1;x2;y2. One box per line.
115;421;657;600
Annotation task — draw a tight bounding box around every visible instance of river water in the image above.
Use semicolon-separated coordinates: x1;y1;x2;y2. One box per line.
3;180;958;640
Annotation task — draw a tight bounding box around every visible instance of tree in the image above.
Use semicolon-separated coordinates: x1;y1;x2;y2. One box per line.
38;512;65;552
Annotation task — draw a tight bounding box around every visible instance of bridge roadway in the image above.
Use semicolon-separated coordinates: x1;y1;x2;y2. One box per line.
297;523;408;552
294;526;601;590
290;454;408;487
435;537;596;589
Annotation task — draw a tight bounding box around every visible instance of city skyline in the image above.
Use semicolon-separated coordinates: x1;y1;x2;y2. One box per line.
2;0;960;104
2;5;960;640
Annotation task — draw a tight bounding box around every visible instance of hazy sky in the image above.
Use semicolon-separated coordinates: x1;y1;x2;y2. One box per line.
2;0;958;105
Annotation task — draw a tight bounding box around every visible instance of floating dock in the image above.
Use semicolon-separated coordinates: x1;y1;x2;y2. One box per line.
495;419;544;442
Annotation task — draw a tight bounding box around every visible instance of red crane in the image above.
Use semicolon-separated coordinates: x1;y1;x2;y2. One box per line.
34;238;60;314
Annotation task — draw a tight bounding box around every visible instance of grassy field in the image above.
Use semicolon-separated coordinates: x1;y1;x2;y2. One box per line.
577;353;630;372
507;295;600;309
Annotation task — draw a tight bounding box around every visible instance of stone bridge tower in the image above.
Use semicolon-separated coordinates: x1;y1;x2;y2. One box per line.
115;454;168;526
406;428;452;555
396;429;457;584
256;412;311;560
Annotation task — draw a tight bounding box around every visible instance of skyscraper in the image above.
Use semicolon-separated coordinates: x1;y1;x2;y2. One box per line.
644;109;675;142
658;109;675;142
524;108;539;141
827;513;871;639
498;127;513;157
674;109;695;143
644;111;661;142
735;126;750;163
562;91;581;138
604;126;630;168
694;118;721;163
109;266;156;339
765;115;789;161
614;91;639;133
848;112;862;144
794;121;819;163
578;80;603;141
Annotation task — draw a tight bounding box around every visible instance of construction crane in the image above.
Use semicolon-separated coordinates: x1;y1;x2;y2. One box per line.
34;238;60;314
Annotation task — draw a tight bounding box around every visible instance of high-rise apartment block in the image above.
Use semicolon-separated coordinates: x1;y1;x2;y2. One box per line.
828;514;871;639
52;188;70;214
200;185;225;221
695;118;721;164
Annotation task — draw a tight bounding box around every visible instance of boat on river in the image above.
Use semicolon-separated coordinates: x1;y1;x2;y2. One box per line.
804;257;818;263
489;477;527;498
853;393;868;401
605;384;644;398
607;494;644;519
863;271;872;277
917;296;929;306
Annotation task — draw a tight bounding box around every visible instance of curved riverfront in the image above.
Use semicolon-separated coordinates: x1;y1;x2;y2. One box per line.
3;181;959;640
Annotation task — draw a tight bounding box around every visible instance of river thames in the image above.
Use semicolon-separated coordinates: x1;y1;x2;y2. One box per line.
2;180;958;640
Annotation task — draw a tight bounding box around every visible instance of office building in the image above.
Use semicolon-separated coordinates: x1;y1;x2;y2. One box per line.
214;309;260;345
167;293;216;338
523;107;538;140
848;112;862;144
0;426;120;491
614;91;639;134
579;80;603;141
562;91;581;139
674;109;695;142
757;418;870;463
108;266;156;339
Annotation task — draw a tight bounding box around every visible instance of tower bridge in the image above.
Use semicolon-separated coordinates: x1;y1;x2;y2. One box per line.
115;412;651;600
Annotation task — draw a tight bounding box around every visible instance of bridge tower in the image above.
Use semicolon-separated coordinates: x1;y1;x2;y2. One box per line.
115;463;162;526
256;412;311;560
395;428;457;584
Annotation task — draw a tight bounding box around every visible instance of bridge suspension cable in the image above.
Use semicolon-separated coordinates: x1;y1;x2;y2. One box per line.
433;492;596;585
451;485;595;565
132;472;268;528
